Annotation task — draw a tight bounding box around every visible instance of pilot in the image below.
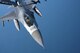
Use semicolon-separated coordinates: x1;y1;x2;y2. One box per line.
26;18;33;27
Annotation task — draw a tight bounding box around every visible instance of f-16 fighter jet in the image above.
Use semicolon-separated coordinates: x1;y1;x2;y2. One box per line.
0;0;46;47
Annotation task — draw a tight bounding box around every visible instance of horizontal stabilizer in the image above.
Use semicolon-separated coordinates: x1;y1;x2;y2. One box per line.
0;11;16;21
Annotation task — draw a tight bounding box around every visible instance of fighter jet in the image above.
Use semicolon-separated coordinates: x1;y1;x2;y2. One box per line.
0;0;45;47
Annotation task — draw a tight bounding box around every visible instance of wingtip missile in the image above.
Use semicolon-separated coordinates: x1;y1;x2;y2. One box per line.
14;19;20;31
33;6;42;17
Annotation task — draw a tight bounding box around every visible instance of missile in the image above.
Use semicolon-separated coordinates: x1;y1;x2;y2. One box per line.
33;6;42;17
13;19;20;31
2;21;4;27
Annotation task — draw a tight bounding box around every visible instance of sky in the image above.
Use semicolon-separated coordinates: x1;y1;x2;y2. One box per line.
0;0;80;53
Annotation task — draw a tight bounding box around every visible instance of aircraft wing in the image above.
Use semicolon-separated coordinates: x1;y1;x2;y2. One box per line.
0;11;17;21
0;0;10;2
0;0;16;6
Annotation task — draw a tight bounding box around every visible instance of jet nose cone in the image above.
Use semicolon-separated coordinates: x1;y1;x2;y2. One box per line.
32;30;44;47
